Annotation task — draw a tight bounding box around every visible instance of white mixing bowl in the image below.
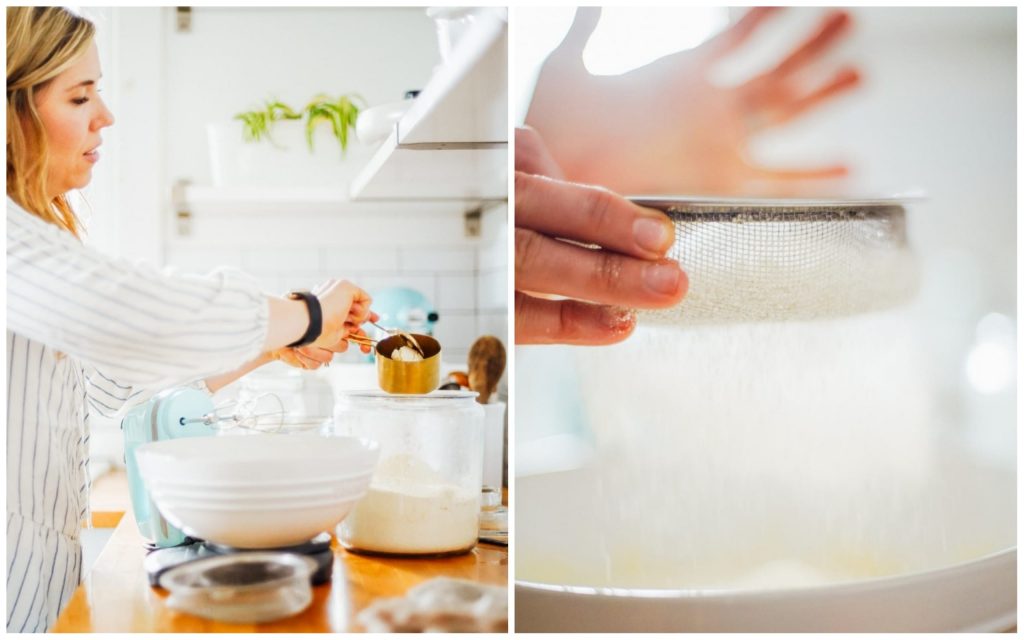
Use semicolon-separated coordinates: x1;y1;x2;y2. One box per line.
148;487;369;510
136;433;378;484
515;461;1016;632
146;473;372;501
136;434;379;548
517;549;1015;632
153;494;366;549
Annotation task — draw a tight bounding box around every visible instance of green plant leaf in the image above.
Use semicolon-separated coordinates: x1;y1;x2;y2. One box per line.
239;93;361;155
266;99;301;121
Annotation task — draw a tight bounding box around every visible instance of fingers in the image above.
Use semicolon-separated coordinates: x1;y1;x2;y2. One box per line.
515;172;676;260
748;163;849;186
515;292;636;346
698;7;780;62
516;228;687;308
295;346;335;365
553;6;602;61
754;10;852;84
767;66;861;127
275;348;325;370
515;127;565;179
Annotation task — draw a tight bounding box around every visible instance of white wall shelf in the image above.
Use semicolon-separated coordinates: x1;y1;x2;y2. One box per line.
350;10;508;201
182;185;487;216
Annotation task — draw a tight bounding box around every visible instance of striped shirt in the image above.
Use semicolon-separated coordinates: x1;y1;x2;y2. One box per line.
6;197;269;632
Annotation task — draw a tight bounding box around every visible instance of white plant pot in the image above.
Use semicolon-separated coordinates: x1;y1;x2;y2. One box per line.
207;119;377;188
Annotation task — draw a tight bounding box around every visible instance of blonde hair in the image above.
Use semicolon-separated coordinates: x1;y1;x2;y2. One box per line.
7;7;96;237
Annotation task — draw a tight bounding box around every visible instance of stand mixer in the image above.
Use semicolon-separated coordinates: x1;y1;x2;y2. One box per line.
121;387;335;588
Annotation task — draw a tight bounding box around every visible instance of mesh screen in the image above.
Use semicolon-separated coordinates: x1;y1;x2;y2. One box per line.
638;202;919;324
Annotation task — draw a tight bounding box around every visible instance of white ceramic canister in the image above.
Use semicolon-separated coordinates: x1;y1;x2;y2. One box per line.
333;391;484;556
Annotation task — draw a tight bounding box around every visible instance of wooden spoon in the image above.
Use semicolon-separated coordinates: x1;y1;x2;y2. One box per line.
468;336;506;404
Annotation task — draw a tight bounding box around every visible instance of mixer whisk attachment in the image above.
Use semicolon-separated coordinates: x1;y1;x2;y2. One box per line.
184;393;329;434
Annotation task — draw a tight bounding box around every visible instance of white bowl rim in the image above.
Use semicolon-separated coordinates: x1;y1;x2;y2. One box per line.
148;482;367;497
154;494;365;512
147;487;364;501
143;468;374;489
135;434;379;462
514;546;1016;601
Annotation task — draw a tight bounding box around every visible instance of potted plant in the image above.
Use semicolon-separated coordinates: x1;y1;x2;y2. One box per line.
207;93;371;188
234;94;364;155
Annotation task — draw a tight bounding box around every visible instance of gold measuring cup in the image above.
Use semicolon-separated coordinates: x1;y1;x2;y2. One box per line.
374;334;441;394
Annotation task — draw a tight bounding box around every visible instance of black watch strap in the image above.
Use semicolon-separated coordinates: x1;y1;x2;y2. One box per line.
286;291;322;348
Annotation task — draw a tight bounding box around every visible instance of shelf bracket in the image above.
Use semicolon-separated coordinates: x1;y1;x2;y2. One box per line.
171;179;193;236
464;207;482;238
175;7;192;33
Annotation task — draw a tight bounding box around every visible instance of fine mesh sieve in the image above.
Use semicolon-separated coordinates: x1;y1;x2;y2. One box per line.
630;196;920;324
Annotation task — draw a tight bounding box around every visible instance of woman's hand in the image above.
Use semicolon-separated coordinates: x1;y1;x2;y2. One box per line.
309;279;374;351
263;280;377;370
515;127;687;345
270;345;336;370
526;7;860;197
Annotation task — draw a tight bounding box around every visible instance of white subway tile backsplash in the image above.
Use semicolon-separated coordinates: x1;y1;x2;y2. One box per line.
169;209;507;357
242;247;320;273
400;247;476;272
165;246;244;274
479;242;507;271
445;348;469;367
437;274;477;311
251;276;289;296
479;208;508;271
433;312;477;352
477;268;507;311
481;204;507;245
323;246;399;273
476;311;508;348
360;275;438;305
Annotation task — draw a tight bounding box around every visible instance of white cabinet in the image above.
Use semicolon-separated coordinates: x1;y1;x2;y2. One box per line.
349;11;507;202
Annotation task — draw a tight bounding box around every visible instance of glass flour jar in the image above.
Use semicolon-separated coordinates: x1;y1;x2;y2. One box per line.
333;391;484;557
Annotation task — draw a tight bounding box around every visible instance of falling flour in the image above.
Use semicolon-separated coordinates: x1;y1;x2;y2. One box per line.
518;310;998;590
341;454;479;555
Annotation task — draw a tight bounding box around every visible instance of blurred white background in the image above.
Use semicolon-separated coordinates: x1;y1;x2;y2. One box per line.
514;7;1016;472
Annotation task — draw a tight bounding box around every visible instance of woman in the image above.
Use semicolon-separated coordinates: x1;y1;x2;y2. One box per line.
7;7;374;631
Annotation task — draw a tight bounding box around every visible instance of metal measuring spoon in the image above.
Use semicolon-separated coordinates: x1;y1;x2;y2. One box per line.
370;321;426;358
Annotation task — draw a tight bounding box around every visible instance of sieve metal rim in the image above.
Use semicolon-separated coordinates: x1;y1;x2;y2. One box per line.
628;196;912;222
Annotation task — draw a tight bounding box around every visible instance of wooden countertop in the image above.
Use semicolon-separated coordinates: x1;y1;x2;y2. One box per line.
88;470;130;528
57;475;508;632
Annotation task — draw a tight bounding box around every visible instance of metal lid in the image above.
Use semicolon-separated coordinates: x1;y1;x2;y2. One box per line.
158;552;317;623
159;551;316;593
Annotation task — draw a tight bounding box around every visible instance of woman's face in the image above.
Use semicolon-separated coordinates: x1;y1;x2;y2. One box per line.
33;41;114;199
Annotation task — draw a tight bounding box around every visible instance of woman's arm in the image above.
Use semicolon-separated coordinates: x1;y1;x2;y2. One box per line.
7;200;370;394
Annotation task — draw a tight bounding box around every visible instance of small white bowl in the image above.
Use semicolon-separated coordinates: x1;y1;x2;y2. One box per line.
355;99;413;145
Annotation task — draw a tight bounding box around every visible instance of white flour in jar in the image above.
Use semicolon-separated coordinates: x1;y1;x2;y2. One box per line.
341;454;479;554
